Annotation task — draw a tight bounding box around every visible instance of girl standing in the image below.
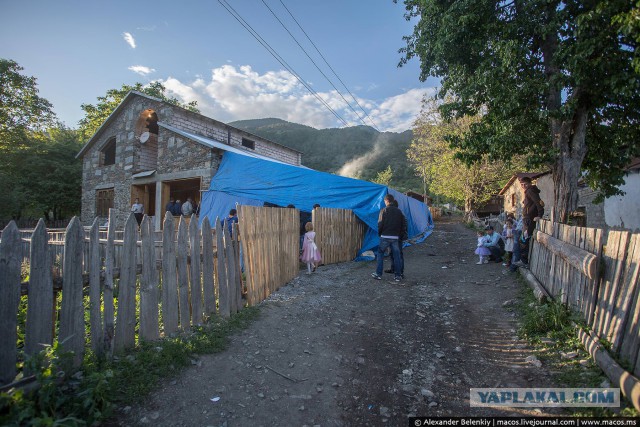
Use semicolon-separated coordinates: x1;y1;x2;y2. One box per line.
475;231;491;264
300;222;322;274
502;219;515;266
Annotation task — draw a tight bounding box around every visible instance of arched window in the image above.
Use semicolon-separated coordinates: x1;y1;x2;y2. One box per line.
135;109;159;139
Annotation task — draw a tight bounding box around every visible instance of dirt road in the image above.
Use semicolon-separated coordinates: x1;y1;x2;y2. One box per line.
114;218;565;426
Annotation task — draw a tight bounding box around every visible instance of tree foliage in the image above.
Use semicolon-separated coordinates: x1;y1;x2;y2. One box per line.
0;59;81;220
0;58;56;151
373;165;394;186
398;0;640;221
78;81;199;141
408;98;525;211
0;127;83;220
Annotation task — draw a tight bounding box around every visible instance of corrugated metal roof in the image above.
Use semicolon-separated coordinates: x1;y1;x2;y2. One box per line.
159;122;302;167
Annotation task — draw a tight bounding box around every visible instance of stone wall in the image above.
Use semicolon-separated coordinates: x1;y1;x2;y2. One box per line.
578;186;606;229
80;93;301;227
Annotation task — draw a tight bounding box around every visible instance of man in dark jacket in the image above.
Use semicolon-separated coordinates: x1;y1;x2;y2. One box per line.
517;177;545;266
372;194;405;282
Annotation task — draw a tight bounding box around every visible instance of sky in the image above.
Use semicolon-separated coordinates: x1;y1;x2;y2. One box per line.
0;0;439;133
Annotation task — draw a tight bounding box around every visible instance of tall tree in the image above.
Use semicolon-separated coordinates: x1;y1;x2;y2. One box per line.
373;165;394;186
78;81;199;141
408;98;524;211
0;58;56;151
398;0;640;222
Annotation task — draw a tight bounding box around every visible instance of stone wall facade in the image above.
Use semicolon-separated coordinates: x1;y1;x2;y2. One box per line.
80;93;302;229
578;187;606;229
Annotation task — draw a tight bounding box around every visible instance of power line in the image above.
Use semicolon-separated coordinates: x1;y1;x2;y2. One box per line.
278;0;380;131
261;0;379;131
217;0;350;127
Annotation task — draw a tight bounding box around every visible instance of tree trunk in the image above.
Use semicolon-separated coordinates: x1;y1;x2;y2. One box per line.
464;198;472;213
551;108;588;223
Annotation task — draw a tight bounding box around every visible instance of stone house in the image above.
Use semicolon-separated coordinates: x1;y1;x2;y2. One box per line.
498;172;553;219
77;91;302;230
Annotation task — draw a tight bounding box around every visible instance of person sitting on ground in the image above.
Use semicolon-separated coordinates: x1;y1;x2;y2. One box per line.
482;225;505;263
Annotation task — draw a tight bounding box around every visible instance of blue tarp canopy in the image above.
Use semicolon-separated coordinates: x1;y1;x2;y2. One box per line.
200;152;434;259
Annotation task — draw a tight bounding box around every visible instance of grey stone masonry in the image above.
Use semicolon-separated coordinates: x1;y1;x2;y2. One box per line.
79;92;302;226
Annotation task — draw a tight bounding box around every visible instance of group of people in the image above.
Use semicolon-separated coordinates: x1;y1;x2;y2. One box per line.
474;176;545;269
165;197;198;217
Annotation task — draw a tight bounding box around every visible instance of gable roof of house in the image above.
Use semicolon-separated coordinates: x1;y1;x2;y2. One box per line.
76;91;302;159
498;171;551;195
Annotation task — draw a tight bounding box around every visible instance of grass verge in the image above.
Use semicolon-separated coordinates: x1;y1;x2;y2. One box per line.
0;307;260;426
514;282;638;417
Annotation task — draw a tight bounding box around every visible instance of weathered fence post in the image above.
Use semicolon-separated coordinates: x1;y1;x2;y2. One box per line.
0;222;21;384
201;217;216;316
233;223;243;311
25;219;53;360
189;214;203;325
216;218;230;318
176;217;191;330
103;208;116;356
140;215;159;341
224;224;238;314
162;212;179;335
114;214;138;352
88;218;103;355
59;217;85;367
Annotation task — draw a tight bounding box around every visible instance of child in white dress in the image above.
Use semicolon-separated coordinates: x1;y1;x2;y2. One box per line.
475;231;491;264
300;222;322;274
501;219;515;266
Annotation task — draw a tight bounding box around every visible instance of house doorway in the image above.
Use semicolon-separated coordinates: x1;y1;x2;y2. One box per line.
160;177;202;219
131;183;156;218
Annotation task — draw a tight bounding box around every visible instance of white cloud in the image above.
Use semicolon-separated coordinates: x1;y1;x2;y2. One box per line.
157;64;435;132
128;65;155;76
123;32;136;49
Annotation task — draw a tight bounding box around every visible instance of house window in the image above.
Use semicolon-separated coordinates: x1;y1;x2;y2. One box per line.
96;188;114;217
241;138;255;150
511;193;516;207
101;137;116;166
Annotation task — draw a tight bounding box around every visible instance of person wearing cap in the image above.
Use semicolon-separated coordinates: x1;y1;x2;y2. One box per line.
482;225;505;263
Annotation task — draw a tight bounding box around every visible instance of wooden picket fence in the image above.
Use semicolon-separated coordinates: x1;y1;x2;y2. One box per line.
529;219;640;376
0;204;369;386
312;207;367;265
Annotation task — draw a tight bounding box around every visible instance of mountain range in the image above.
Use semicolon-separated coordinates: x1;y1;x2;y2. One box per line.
229;118;422;193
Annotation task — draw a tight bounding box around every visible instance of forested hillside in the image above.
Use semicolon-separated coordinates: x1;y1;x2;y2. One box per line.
230;118;421;193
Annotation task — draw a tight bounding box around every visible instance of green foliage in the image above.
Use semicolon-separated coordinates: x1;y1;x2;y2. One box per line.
408;98;525;210
0;126;82;220
397;0;640;217
0;60;81;220
78;81;199;141
373;165;393;186
0;58;56;152
230;118;422;192
1;308;259;425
